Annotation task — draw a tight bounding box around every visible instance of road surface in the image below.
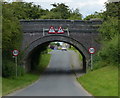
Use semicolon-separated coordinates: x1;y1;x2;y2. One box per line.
9;50;91;96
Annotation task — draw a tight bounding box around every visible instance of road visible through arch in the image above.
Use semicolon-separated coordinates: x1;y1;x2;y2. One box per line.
9;50;91;96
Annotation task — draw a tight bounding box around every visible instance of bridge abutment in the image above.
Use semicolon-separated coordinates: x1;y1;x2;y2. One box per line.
20;19;102;72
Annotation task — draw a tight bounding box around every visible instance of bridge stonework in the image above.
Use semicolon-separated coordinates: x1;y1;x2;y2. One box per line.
20;19;102;72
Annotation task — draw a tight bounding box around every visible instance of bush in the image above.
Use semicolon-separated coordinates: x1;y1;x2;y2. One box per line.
37;54;51;73
2;60;16;78
93;35;119;69
2;59;25;78
93;60;108;69
99;35;119;65
99;18;118;41
17;65;25;76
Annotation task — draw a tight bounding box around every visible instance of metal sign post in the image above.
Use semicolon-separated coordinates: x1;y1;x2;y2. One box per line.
43;28;45;36
15;56;18;77
88;47;95;71
91;54;93;70
12;50;19;77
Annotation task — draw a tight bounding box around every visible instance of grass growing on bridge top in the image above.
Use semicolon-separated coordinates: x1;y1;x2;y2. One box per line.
77;65;118;96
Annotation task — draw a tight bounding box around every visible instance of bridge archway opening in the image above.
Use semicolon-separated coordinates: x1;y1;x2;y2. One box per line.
23;35;90;73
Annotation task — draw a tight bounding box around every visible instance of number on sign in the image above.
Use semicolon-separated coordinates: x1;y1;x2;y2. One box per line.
12;50;19;56
89;48;95;54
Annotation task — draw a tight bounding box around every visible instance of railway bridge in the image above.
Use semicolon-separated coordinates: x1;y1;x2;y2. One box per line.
20;19;102;72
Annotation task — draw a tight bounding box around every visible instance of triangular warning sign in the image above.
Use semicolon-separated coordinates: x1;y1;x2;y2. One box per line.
57;26;64;34
48;26;56;34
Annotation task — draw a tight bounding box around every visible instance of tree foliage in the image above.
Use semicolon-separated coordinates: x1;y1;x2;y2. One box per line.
104;2;119;19
50;3;71;19
2;2;22;57
69;8;82;20
84;11;104;20
40;3;82;20
92;2;119;68
2;2;83;77
99;35;119;64
99;17;118;41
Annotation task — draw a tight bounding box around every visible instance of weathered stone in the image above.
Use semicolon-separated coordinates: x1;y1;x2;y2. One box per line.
20;19;102;72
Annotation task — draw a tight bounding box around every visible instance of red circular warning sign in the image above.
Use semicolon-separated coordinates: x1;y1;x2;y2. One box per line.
12;50;19;56
88;48;95;54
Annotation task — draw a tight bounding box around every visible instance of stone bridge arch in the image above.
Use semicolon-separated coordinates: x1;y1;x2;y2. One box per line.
23;35;90;72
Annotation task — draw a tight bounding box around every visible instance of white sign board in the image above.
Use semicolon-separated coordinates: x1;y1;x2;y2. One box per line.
12;50;19;56
89;48;95;54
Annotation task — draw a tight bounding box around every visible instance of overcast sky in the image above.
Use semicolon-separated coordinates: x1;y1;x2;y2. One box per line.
9;0;108;18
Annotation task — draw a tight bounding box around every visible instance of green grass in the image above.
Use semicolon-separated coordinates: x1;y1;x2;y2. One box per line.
48;48;53;53
69;47;83;60
118;64;120;96
2;53;51;96
39;54;51;72
2;73;40;96
0;77;2;97
77;65;118;96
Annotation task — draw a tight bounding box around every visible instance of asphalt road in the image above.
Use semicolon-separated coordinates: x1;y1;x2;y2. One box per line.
9;50;91;96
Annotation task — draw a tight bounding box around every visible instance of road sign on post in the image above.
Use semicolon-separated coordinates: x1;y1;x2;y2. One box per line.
57;26;64;34
12;49;19;56
88;47;95;70
88;47;95;54
48;26;56;34
12;49;19;77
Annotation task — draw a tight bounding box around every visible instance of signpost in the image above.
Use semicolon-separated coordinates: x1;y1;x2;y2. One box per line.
88;48;95;70
12;49;19;77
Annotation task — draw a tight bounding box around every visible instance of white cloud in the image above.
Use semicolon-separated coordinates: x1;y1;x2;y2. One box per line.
26;0;73;3
62;0;107;17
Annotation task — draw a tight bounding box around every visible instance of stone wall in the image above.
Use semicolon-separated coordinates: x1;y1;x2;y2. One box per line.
20;19;102;72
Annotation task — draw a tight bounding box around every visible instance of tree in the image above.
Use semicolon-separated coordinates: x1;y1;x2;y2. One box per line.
93;2;119;68
50;3;71;19
104;2;119;19
2;3;22;56
84;11;104;20
69;8;82;20
7;2;45;19
99;17;118;41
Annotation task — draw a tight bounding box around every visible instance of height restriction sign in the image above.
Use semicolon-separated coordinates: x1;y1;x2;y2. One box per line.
12;49;19;56
88;48;95;54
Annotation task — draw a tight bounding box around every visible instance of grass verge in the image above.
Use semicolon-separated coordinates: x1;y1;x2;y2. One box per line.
39;54;51;72
2;73;39;96
0;77;2;97
48;48;53;53
69;46;82;60
2;53;51;96
77;65;118;96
